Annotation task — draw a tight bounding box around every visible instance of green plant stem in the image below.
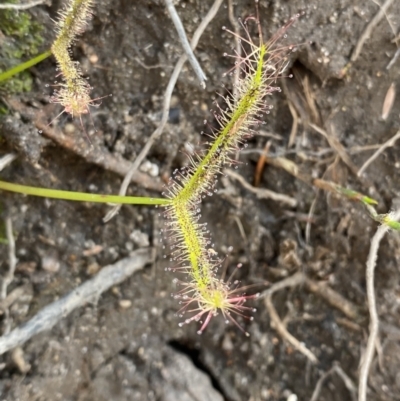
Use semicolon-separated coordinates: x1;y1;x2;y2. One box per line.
0;180;170;206
0;50;52;83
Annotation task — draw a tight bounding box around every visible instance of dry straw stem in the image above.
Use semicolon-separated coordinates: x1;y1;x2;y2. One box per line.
0;248;154;356
264;294;318;364
6;98;164;192
164;0;207;87
357;129;400;177
0;153;17;172
224;168;297;207
259;271;361;363
309;123;359;177
259;271;359;320
343;0;395;73
311;362;357;401
104;0;224;222
0;0;49;9
381;82;396;120
358;210;400;401
1;218;17;302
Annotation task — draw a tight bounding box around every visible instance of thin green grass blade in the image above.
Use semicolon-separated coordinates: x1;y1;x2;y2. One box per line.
0;180;170;206
0;50;52;83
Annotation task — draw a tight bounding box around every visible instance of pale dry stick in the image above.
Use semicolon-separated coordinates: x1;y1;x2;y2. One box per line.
224;168;297;207
264;294;318;364
371;0;399;43
381;82;396;120
334;363;358;400
302;75;320;125
3;98;164;192
305;195;318;245
305;277;359;320
386;47;400;69
0;285;31;315
309;123;359;177
259;271;305;299
311;362;357;401
0;248;153;355
35;111;164;192
104;0;224;222
0;0;49;9
349;0;395;65
259;271;359;320
259;272;307;362
259;273;360;365
134;57;163;70
310;366;335;401
164;0;207;88
243;143;386;159
358;210;400;401
0;153;17;172
1;218;17;301
357;129;400;177
0;217;18;336
287;99;299;148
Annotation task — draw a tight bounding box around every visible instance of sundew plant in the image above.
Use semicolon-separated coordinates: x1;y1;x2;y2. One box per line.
161;16;301;334
0;0;304;335
50;0;95;118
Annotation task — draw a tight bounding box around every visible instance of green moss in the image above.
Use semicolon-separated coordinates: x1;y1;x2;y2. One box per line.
0;0;45;94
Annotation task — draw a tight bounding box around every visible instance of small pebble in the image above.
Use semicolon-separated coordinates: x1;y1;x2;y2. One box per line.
86;262;100;275
11;347;31;373
41;255;60;273
64;123;75;134
129;229;149;247
119;299;132;309
89;54;99;64
140;160;159;177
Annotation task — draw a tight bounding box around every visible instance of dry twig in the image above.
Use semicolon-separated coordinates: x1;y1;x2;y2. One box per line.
259;271;305;299
358;210;400;401
1;218;17;301
346;0;395;70
225;168;297;207
309;123;359;177
287;99;299;148
304;277;360;320
6;99;164;192
264;294;318;364
37;115;164;191
0;284;31;315
260;273;317;363
386;47;400;70
253;141;271;187
0;248;154;355
104;0;224;222
381;82;396;120
311;362;357;401
357;129;400;177
260;271;360;321
0;0;49;10
164;0;207;87
0;217;18;336
0;154;17;172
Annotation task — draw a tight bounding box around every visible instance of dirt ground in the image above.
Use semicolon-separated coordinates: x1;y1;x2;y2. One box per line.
1;0;400;400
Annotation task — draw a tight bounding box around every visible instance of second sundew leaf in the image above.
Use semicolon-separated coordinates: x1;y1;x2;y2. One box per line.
50;0;96;117
163;15;302;334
